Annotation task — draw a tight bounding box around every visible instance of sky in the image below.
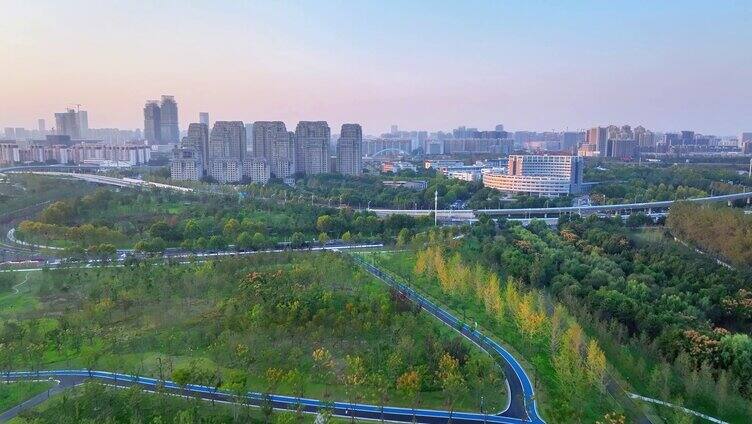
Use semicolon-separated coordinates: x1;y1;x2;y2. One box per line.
0;0;751;136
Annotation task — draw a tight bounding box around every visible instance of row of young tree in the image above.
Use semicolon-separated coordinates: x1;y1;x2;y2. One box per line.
412;245;609;422
667;202;752;267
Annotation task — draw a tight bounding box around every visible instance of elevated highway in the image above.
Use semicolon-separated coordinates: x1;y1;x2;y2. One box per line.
5;171;194;193
370;191;752;220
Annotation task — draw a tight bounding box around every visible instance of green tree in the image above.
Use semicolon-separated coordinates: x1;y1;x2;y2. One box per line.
290;232;305;248
223;218;240;238
236;232;253;250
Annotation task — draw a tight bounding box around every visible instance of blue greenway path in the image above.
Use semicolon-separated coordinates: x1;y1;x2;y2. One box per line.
2;254;545;424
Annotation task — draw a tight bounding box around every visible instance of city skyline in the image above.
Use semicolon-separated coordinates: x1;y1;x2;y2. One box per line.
1;1;751;135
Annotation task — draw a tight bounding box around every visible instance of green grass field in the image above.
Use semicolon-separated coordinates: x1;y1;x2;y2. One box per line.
0;381;54;413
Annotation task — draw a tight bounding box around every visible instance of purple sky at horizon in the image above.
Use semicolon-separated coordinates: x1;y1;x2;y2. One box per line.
1;1;750;136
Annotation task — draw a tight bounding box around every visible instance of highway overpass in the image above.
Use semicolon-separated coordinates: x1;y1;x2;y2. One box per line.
5;171;194;193
370;191;752;220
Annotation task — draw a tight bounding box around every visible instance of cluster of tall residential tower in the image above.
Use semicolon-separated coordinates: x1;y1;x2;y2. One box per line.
170;117;363;183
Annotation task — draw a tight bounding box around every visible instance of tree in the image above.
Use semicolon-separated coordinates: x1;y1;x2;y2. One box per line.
719;334;752;385
172;364;193;398
39;201;73;225
396;228;411;247
251;232;266;250
585;339;607;391
223;370;248;421
236;232;253;250
316;215;334;234
312;347;335;399
149;221;172;240
437;353;466;420
183;219;202;240
223;218;240;238
344;355;366;417
291;232;305;248
396;370;420;421
207;235;226;250
318;232;330;245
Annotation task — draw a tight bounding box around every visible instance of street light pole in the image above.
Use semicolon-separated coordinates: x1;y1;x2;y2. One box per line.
434;189;438;226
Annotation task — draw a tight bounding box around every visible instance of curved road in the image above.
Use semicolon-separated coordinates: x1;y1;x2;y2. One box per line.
2;256;545;424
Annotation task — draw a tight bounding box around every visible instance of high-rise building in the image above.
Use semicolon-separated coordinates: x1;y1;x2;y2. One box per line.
159;95;180;144
252;121;287;161
37;119;46;133
55;109;80;139
171;148;204;181
607;139;638;159
243;159;271;184
495;124;505;132
295;121;330;175
740;133;752;149
77;110;88;138
390;125;399;135
681;130;695;147
271;131;296;178
143;100;161;145
199;112;210;127
207;121;246;183
586;127;609;156
3;128;14;139
209;121;246;161
183;123;209;163
336;124;363;176
561;132;583;153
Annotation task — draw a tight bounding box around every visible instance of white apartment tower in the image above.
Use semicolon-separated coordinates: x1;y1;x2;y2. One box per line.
295;121;330;175
336;123;363;176
252;121;287;161
207;121;246;183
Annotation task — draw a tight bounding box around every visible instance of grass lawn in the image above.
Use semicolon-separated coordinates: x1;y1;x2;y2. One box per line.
0;381;54;412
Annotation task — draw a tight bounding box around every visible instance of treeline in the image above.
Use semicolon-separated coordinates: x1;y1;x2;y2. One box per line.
16;187;434;252
667;202;752;267
587;163;752;204
246;173;480;209
462;214;752;422
17;220;127;247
